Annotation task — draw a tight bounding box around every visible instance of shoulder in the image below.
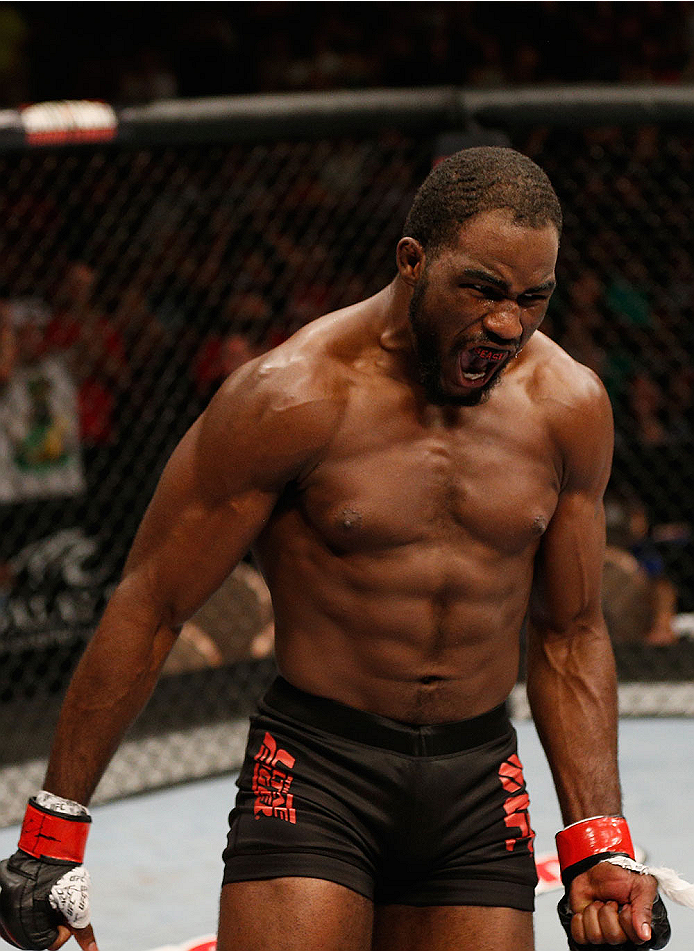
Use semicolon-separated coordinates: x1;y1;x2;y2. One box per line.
525;332;612;415
524;332;614;491
195;314;353;493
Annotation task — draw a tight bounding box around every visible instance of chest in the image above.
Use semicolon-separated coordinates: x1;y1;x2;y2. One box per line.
299;387;561;556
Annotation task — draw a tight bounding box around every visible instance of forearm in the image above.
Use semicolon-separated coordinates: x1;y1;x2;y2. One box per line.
526;618;621;824
43;579;178;805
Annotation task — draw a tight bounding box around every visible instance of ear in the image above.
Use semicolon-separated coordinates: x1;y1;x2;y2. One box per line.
396;237;425;286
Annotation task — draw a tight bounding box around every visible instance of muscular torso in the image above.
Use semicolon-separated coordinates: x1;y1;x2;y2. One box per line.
252;316;565;723
44;229;616;822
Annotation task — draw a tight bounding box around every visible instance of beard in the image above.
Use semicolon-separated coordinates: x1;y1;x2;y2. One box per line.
408;277;504;407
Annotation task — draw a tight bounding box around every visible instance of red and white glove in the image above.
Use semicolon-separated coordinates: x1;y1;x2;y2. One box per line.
0;792;92;950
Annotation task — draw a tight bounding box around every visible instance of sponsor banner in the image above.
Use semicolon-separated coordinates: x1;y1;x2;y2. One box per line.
0;343;86;504
1;528;117;651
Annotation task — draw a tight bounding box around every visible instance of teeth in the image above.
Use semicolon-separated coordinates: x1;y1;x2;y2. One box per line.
462;371;485;380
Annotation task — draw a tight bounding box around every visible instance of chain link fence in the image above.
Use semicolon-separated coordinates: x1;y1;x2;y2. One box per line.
0;88;692;825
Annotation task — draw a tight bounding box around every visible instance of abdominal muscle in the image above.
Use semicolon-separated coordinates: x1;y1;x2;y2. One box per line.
259;536;531;725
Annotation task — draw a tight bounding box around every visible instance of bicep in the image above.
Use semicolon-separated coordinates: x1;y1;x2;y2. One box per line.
530;489;607;633
123;415;280;627
120;364;340;626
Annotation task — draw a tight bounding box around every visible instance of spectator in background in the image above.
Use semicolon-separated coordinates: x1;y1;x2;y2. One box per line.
106;273;186;546
626;497;682;646
45;260;129;467
560;270;609;377
42;260;130;561
602;493;679;645
0;299;17;385
192;291;272;405
192;330;256;399
6;3;694;109
628;371;669;449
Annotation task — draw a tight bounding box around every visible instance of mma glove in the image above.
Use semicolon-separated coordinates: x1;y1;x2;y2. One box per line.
556;815;671;950
0;793;91;950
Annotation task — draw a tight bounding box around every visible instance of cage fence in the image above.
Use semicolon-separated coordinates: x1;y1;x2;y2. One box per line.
0;87;692;827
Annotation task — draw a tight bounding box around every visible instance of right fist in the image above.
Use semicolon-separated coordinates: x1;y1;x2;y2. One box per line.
0;852;90;949
0;794;91;950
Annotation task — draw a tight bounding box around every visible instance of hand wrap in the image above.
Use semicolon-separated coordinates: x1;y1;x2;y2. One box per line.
0;794;91;950
556;815;671;951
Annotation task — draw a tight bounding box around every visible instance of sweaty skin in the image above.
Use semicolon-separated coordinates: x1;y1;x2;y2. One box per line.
41;209;656;951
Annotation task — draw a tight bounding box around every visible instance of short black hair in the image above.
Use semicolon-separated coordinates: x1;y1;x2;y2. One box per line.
403;147;562;253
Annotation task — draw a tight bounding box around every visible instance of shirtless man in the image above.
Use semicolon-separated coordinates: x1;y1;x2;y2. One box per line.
0;148;665;951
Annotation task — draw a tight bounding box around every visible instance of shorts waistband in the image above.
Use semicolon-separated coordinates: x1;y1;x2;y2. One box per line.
261;676;512;756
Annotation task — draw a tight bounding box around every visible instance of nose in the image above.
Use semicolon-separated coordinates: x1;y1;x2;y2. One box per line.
482;300;524;343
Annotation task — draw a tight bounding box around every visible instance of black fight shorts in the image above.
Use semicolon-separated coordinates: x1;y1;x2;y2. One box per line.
222;677;537;910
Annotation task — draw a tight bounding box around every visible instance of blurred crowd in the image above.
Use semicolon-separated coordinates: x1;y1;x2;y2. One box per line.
1;3;694;109
0;257;280;665
1;122;693;660
0;2;693;665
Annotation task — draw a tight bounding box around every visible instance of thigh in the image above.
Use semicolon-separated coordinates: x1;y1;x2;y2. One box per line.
217;877;374;951
372;904;534;951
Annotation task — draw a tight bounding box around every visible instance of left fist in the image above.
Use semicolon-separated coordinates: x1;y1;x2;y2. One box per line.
559;860;670;949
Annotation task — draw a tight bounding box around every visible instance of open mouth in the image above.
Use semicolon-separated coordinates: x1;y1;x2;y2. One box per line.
457;345;512;387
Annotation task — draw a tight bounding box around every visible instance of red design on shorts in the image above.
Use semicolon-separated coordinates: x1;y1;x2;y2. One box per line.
252;731;297;824
498;754;535;853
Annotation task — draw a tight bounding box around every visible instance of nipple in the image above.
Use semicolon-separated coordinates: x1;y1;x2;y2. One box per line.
341;507;362;530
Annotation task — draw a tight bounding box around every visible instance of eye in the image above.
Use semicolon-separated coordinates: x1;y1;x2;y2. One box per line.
518;294;549;307
463;284;504;301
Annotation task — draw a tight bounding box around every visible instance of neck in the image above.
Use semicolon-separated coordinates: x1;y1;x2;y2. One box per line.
376;276;415;355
